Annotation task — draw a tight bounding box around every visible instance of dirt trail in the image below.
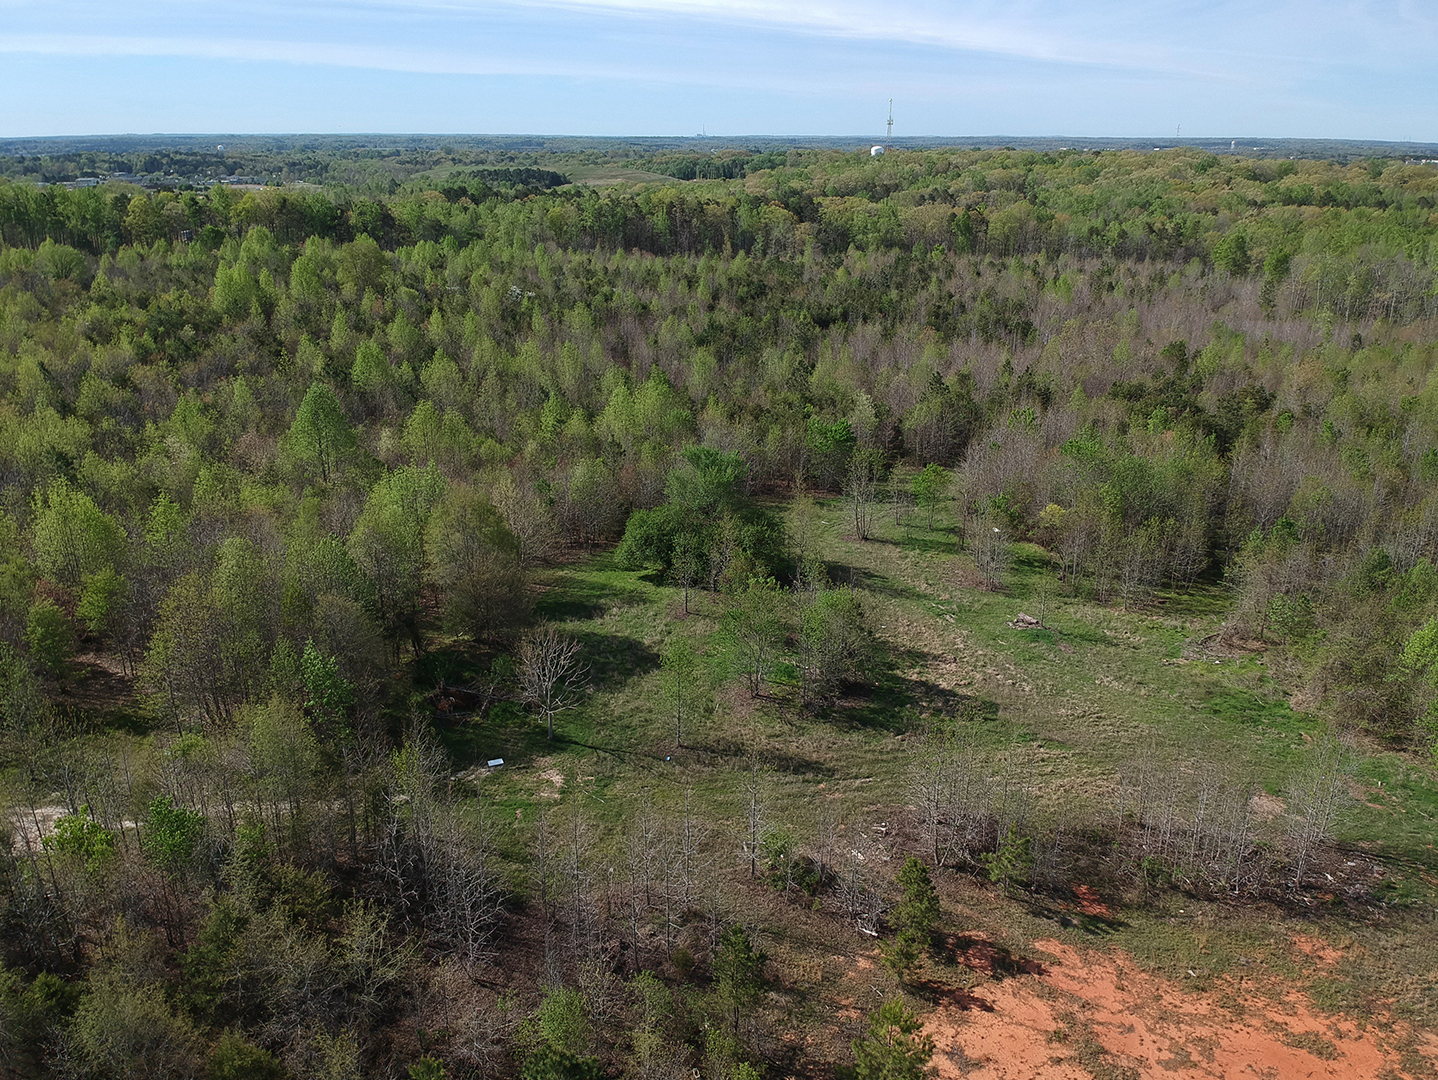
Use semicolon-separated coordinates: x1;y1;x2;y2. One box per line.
7;805;69;853
923;937;1438;1080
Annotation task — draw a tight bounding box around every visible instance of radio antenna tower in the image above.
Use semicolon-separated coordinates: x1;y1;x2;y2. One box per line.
886;99;894;143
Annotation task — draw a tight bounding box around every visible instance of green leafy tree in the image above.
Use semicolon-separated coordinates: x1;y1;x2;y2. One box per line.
140;796;205;873
521;1047;603;1080
180;894;252;1023
301;638;355;727
76;566;128;644
209;1032;284;1080
144;493;191;568
348;465;445;656
424;485;529;640
725;577;784;697
1398;617;1438;758
122;193;168;245
407;1057;447;1080
981;827;1033;897
287;382;357;484
142;571;232;727
881;931;923;985
805;416;856;490
893;857;941;948
712;925;766;1038
44;806;116;867
31;479;127;591
247;697;321;853
852;997;935;1080
0;967;77;1077
910;464;950;529
1230;518;1306;643
522;988;601;1080
68;972;202;1080
0;641;52;753
798;587;874;704
616;447;784;586
25;599;74;681
1212;229;1250;276
882;857;941;983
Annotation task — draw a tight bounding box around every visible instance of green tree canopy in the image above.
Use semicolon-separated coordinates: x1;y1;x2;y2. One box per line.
286;382;357;484
853;998;935;1080
31;479;126;591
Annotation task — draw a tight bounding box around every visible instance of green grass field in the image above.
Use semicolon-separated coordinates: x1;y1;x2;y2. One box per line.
434;495;1438;883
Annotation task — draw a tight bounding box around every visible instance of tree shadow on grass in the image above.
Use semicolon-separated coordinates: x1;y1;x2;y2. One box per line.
821;562;932;604
816;648;999;734
414;640;504;689
437;699;550;770
568;629;661;690
679;732;837;778
881;531;963;558
1054;911;1128;935
1025;885;1130;937
533;572;653;623
435;630;657;772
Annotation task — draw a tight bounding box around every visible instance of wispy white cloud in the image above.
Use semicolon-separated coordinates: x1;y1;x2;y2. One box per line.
0;29;985;96
0;0;1432;137
0;0;1245;79
0;32;624;76
330;0;1207;72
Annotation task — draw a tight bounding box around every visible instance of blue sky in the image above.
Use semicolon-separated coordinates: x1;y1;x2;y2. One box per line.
1;0;1434;139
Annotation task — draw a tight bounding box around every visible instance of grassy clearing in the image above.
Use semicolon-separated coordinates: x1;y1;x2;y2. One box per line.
562;164;676;186
427;492;1438;1045
446;496;1438;876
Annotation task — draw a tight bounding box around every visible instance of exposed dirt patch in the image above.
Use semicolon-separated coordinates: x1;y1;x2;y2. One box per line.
1070;885;1112;918
7;805;68;853
1185;630;1267;660
535;763;565;798
61;652;136;713
1292;934;1345;965
949;934;1047;980
1248;791;1286;822
922;937;1438;1080
715;680;764;726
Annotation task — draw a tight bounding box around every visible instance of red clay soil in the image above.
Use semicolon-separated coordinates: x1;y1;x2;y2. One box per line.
922;937;1438;1080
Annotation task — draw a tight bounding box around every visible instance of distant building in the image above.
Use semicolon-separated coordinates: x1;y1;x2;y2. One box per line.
871;145;885;157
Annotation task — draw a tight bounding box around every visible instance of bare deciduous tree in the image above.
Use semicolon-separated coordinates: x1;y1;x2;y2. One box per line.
1285;732;1354;888
974;522;1012;590
660;639;700;748
846;449;882;541
740;757;771;879
518;627;590;741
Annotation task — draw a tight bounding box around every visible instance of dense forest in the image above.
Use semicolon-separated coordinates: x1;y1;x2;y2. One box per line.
0;143;1436;1079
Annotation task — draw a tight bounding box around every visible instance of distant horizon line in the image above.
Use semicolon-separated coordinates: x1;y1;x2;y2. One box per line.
3;132;1437;148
